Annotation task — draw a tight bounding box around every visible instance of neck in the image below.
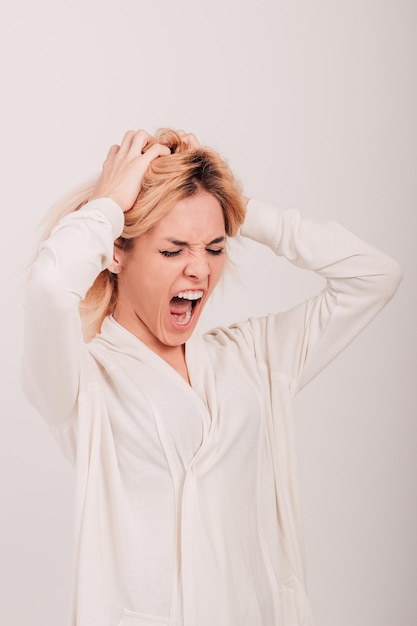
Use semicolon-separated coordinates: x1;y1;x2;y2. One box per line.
160;345;190;385
141;332;188;380
113;310;191;384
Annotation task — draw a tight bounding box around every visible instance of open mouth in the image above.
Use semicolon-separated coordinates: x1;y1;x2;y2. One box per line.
169;290;204;327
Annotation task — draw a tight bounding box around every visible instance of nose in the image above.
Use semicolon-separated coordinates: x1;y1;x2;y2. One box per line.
184;253;211;280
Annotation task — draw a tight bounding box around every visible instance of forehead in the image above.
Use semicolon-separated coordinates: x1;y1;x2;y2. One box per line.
153;191;226;239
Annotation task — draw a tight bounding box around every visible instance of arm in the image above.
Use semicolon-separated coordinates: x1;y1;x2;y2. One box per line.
240;198;402;391
22;129;171;429
22;200;124;427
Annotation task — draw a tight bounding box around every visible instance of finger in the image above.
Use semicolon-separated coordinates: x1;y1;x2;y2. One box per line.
130;129;154;155
185;133;200;149
103;144;120;168
117;130;137;156
105;144;120;160
178;131;200;149
140;142;171;167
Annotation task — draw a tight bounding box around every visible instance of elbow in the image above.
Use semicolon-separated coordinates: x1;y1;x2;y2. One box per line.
354;257;403;307
381;258;403;300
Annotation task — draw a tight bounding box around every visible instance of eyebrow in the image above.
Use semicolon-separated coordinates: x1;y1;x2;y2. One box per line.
163;236;226;246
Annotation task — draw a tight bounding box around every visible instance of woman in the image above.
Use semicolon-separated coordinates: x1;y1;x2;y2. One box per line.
22;128;402;626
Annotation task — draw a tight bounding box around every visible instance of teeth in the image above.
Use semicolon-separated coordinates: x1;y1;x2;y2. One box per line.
175;290;203;300
174;306;192;326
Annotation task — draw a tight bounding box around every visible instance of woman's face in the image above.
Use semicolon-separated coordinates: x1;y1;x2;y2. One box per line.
114;189;227;355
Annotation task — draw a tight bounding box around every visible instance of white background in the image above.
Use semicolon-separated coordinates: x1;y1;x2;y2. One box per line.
1;1;416;624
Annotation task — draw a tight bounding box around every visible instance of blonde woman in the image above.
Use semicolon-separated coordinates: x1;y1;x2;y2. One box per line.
22;128;402;626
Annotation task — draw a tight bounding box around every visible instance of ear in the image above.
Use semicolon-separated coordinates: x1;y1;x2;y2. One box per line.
108;246;123;274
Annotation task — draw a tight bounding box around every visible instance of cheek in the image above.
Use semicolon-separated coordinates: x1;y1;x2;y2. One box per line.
131;256;172;289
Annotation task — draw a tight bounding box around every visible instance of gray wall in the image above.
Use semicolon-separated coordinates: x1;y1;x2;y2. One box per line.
1;1;416;624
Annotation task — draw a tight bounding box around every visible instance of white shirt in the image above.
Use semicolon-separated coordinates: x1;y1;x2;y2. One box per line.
22;198;402;626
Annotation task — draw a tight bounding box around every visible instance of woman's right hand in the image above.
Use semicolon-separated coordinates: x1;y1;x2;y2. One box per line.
89;129;171;212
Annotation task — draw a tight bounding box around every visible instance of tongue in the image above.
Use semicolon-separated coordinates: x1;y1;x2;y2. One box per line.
169;296;192;315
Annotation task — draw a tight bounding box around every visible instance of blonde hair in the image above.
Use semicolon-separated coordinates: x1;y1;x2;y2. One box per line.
42;128;247;341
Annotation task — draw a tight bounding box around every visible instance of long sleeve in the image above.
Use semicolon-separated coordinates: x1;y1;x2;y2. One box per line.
239;198;402;391
22;198;124;429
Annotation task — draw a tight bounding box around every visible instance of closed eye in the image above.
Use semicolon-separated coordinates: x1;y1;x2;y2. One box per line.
159;249;182;257
206;248;224;256
159;248;224;258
